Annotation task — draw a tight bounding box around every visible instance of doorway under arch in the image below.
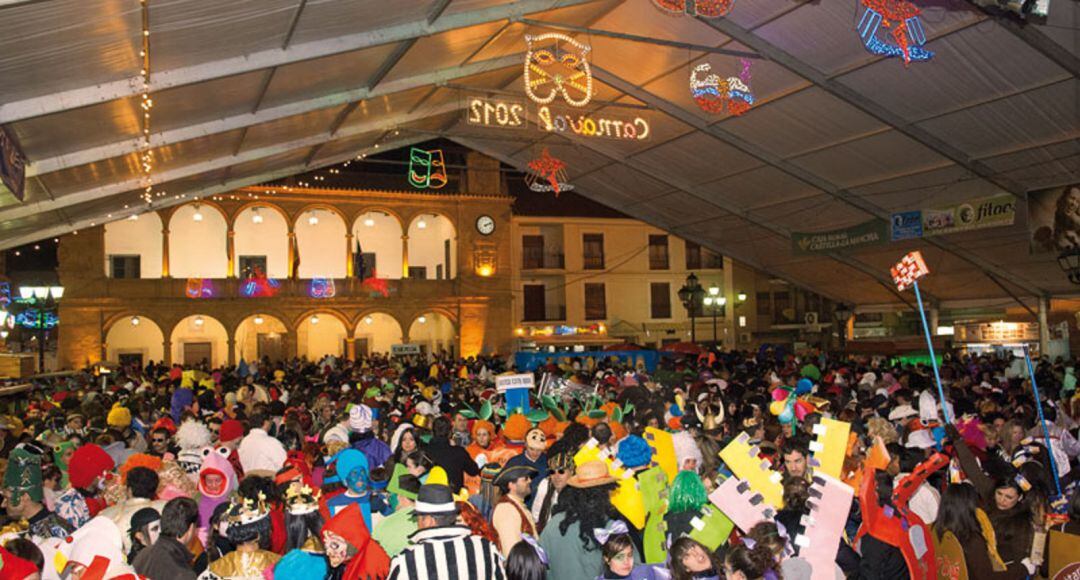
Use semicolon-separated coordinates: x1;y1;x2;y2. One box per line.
353;312;404;356
171;314;229;367
408;312;455;357
234;313;289;363
297;312;347;362
105;315;164;366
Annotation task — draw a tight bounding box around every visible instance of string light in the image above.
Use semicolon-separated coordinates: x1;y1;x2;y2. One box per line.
523;33;593;107
137;0;163;205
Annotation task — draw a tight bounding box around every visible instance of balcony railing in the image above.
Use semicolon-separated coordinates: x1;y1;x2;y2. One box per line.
522;251;565;270
583;254;605;270
77;276;458;300
522;304;567;322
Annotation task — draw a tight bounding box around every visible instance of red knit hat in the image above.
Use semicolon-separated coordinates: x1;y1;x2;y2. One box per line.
68;444;115;489
219;419;244;443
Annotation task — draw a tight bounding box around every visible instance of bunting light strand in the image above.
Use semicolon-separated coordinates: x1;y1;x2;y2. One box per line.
137;0;164;205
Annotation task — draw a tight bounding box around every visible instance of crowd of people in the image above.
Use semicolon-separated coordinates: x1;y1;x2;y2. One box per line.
0;346;1077;580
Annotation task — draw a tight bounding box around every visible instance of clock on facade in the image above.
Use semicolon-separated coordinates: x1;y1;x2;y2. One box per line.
476;215;495;235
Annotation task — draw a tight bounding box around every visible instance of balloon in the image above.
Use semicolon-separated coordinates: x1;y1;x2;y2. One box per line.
794;400;814;421
769;400;787;416
771;387;790;402
795;378;814;395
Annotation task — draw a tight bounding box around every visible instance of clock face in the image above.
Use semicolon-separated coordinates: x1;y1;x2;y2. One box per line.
476;215;495;235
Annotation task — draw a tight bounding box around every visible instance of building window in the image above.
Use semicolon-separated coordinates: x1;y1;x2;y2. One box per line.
648;235;669;270
650;282;671;319
109;255;141;279
687;241;723;269
773;291;793;324
584;283;606;320
583;234;604;270
523;284;546;322
756;292;772;317
238;255;267;278
408;266;427;279
686;241;701;270
523;235;544;269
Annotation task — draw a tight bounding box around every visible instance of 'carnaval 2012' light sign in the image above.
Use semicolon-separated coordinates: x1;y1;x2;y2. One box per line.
537;105;650;141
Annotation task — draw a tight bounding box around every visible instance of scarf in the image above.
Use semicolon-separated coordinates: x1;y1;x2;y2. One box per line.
975;508;1006;571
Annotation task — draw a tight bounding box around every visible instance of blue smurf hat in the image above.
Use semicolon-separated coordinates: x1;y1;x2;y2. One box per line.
274;549;328;578
616;435;654;469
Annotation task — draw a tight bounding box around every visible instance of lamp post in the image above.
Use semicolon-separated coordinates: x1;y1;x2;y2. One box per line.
1057;249;1080;285
677;273;705;343
833;303;853;353
17;286;63;373
703;285;726;346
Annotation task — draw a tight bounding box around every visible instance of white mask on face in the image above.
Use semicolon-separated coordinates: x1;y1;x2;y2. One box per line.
147;521;161;545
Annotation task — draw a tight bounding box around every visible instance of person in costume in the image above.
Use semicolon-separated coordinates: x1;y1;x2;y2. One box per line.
372;474;420;557
201;495;280;580
422;415;479;493
539;460;621;580
503;427;549;508
664;470;709;540
720;542;776;580
348;404;391;470
98;461;166;553
175;418;214;479
531;448;574;532
492;464;539;556
934;483;1033;578
283;482;324;552
126;506;161;564
322;502;390;580
324;449;378;529
132;497;199;580
197;446;239;545
3;448;73;542
387;482;503;580
51;439;75;488
595;521;669;580
54;443;114;530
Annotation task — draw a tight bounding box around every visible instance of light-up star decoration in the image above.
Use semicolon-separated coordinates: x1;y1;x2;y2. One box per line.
525;148;573;197
653;0;735;18
690;59;754;116
857;0;933;66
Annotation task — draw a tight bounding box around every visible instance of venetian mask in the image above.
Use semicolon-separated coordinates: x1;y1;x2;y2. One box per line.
524;33;592;107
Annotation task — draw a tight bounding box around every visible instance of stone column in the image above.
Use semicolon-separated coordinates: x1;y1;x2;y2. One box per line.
162;228;171;278
723;256;737;350
227;338;236;366
1039;296;1050;357
163;340;172;365
345;338;356;361
346;233;355;278
227;228;236;278
287;228;297;279
401;234;410;278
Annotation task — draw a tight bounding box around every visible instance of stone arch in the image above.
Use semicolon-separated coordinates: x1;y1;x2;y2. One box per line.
294;205;348;278
169;202;229;278
234;312;290;363
233;203;290;278
406;310;457;356
104;313;165;365
406;212;457;280
295;309;350;361
352;208;405;280
170;314;229;367
352;309;405;356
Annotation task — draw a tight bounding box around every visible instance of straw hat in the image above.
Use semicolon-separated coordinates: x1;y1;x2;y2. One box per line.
567;460;615;488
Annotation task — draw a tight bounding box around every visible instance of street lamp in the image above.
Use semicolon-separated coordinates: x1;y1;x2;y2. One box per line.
833;303;854;352
1057;249;1080;285
677;273;706;343
703;285;726;346
17;285;63;373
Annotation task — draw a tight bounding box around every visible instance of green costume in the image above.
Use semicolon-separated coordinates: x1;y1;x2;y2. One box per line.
4;448;43;506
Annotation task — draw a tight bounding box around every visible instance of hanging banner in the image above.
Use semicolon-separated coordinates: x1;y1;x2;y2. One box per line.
890;210;923;241
0;127;26;202
1028;183;1080;254
921;194;1015;237
792;220;887;254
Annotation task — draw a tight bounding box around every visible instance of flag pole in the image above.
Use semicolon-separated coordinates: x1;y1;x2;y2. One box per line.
912;279;951;424
1021;344;1063;499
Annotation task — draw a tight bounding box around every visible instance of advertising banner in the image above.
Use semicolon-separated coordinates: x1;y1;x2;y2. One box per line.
921;194;1015;237
1029;183;1080;254
792;220;886;254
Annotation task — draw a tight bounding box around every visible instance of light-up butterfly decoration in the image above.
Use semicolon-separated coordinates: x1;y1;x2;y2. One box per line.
525;148;573;197
857;0;933;66
309;278;336;299
690;59;754;116
653;0;735;18
408;147;447;189
524;33;593;107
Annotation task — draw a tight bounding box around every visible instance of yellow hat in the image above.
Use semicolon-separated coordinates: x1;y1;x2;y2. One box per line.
426;466;449;487
107;403;132;428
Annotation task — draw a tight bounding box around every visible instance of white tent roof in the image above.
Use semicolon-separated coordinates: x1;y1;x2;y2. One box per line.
0;0;1077;306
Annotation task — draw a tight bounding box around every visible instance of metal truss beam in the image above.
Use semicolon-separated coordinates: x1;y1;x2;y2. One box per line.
0;0;603;124
591;65;1047;298
27;53;520;176
0;136;428;251
4;102;461;222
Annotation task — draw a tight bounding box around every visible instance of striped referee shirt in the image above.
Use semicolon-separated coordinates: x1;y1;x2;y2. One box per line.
387;525;506;580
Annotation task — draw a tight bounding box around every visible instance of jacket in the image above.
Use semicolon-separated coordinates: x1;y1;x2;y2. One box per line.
388;525;504;580
133;536;198;580
423;437;479;492
539;512;603;580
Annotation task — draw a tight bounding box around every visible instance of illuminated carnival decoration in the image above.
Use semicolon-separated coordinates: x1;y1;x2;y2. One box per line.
407;148;448;189
239;267;279;298
309;278;336;299
525;148;573;197
361;271;390;298
857;0;933;66
690;60;754;116
185;278;214;299
653;0;735;18
524;33;593;107
537;106;650;140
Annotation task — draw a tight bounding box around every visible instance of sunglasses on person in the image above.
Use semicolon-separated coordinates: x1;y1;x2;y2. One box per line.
550;468;571;475
152;437;168;444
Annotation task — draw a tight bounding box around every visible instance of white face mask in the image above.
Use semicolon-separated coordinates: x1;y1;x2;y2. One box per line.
147;521;161;545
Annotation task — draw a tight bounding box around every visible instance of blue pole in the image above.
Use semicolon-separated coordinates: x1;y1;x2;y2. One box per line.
1021;345;1064;500
912;280;951;424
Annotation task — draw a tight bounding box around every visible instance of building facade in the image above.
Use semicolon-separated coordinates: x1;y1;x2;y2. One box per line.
56;157;515;369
